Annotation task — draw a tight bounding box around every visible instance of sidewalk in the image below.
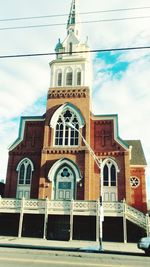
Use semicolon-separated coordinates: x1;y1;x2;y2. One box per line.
0;236;143;255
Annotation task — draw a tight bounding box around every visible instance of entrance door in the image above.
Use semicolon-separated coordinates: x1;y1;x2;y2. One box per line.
55;167;75;200
103;186;117;202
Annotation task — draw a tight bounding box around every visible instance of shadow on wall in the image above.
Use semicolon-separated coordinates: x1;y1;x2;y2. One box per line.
0;182;5;197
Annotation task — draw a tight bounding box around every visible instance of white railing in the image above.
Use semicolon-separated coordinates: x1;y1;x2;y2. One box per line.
125;203;147;230
47;200;71;214
103;201;123;214
0;196;149;232
0;198;122;215
0;197;21;210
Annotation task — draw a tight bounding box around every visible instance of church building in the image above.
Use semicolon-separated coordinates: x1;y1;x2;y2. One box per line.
3;0;148;242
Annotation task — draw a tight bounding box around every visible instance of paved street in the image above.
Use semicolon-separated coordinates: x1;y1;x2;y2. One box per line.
0;247;149;267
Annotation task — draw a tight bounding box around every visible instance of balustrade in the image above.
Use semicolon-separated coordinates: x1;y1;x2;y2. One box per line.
0;197;149;232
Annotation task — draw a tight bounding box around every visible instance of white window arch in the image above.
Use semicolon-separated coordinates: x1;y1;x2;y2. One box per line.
66;67;73;86
48;158;82;200
51;103;85;147
16;158;34;199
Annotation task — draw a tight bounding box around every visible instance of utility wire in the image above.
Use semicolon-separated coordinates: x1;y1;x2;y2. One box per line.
0;15;150;31
0;6;150;22
0;46;150;59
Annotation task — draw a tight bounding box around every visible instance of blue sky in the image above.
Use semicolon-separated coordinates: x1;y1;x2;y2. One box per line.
0;0;150;199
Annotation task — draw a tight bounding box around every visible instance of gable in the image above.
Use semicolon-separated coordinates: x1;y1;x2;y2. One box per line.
91;114;129;152
9;116;45;151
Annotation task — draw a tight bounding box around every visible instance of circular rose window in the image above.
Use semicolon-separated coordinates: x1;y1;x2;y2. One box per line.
130;176;140;188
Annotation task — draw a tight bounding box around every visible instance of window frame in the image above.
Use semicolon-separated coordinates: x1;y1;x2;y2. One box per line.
77;70;81;85
57;71;62;86
103;160;117;187
54;109;80;147
66;71;73;86
17;158;33;185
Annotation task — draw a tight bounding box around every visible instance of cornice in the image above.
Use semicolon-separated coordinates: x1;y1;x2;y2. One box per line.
42;147;86;154
48;86;89;99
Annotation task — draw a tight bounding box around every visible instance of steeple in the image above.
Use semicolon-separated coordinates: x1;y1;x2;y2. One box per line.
50;0;92;91
67;0;80;38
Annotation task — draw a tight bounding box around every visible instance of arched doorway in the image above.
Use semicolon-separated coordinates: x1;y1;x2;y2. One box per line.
48;158;82;200
55;165;75;200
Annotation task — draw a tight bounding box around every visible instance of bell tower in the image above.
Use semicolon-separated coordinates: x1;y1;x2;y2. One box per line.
39;0;93;200
49;0;92;92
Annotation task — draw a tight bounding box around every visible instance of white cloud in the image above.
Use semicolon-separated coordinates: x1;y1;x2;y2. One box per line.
92;53;150;198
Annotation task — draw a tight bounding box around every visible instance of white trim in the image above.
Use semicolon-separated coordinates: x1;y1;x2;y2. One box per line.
101;158;119;173
50;103;85;129
91;114;129;150
9;117;45;151
48;158;82;182
16;158;34;172
48;158;82;200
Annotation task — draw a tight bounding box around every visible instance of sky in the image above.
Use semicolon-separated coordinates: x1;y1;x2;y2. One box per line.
0;0;150;199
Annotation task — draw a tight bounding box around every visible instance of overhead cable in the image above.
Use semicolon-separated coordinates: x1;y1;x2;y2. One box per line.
0;45;150;59
0;6;150;22
0;15;150;31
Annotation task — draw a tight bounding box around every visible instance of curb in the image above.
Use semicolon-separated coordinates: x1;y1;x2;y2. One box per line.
0;243;144;256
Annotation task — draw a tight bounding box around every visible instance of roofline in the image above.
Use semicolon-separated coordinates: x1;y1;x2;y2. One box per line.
50;58;86;66
8;116;45;151
130;164;147;168
91;113;129;150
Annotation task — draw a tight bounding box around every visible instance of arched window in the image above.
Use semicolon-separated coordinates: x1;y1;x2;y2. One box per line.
77;70;81;85
17;158;33;185
16;158;34;199
103;165;109;186
55;109;79;146
57;71;62;86
103;160;117;187
69;42;73;55
66;68;73;86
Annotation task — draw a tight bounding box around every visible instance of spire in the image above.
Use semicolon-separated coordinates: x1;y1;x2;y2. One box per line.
67;0;76;27
67;0;80;38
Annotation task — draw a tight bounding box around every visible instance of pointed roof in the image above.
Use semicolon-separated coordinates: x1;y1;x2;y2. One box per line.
66;0;81;38
125;140;147;166
67;0;76;28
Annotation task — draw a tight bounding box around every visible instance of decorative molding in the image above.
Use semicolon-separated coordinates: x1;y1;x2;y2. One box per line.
42;147;86;154
48;87;89;99
50;102;85;129
95;151;125;157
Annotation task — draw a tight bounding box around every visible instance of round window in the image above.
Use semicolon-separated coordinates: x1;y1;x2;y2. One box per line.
130;176;140;188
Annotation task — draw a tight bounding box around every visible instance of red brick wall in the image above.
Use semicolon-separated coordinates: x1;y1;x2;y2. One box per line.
5;120;44;198
130;167;147;212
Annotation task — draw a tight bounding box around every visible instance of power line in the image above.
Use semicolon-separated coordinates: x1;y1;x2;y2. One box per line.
0;45;150;59
0;6;150;22
0;15;150;31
